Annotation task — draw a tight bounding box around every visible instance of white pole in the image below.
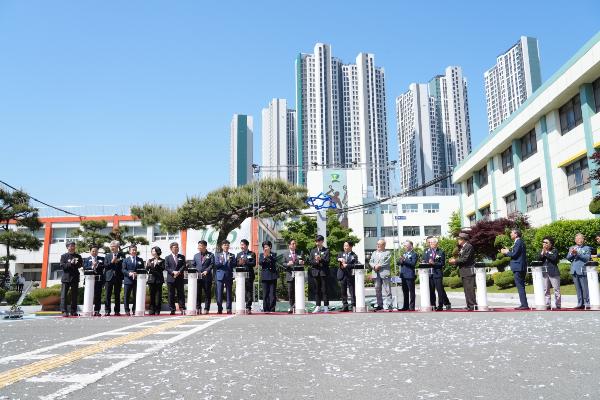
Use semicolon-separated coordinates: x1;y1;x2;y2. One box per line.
235;271;247;315
135;273;147;317
531;265;546;310
586;264;600;310
317;210;327;247
186;271;198;315
475;266;489;311
294;270;306;314
418;267;432;312
354;268;366;312
82;274;95;317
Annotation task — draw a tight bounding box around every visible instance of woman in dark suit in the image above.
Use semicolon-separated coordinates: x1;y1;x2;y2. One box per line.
259;240;278;312
146;246;165;315
539;236;560;309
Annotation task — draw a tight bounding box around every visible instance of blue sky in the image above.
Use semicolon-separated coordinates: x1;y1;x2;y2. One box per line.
1;1;599;208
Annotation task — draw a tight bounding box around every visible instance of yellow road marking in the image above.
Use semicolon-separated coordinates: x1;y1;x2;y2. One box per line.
0;316;215;389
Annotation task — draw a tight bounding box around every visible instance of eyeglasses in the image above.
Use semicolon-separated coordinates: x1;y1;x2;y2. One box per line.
542;241;549;244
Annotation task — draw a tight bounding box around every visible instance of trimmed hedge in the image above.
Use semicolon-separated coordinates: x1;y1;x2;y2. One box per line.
4;290;20;305
0;288;6;302
443;276;463;288
493;271;515;290
29;288;61;301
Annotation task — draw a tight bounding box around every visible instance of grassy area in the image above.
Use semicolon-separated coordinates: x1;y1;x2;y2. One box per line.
446;284;577;295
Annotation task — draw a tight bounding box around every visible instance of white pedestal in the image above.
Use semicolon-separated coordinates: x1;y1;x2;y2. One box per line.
186;272;198;316
294;270;306;314
354;269;366;312
135;274;147;317
475;267;489;311
586;266;600;310
82;274;96;317
418;268;432;312
235;271;247;315
531;266;546;310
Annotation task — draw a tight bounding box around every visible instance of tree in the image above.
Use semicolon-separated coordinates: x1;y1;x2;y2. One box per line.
76;219;149;254
589;149;600;214
467;213;530;260
0;188;43;286
279;210;360;267
132;179;308;247
448;211;462;238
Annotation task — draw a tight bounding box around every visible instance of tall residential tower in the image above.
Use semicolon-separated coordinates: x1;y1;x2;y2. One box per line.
230;114;253;187
261;99;296;183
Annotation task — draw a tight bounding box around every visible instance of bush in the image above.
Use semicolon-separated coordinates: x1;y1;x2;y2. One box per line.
29;287;61;302
0;288;6;302
589;197;600;215
534;219;600;257
559;263;574;285
443;276;463;288
4;290;20;305
21;294;37;306
493;271;515;290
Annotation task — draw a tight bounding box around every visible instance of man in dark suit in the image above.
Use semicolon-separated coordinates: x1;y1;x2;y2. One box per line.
309;235;330;313
501;229;529;310
122;245;144;316
165;242;186;315
283;239;304;314
425;237;451;311
337;240;358;312
192;240;213;314
83;245;105;316
214;240;235;314
449;233;477;310
104;240;124;316
59;241;82;317
236;239;256;314
397;240;418;311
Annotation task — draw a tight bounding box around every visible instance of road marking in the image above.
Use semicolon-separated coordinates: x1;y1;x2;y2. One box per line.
0;315;230;390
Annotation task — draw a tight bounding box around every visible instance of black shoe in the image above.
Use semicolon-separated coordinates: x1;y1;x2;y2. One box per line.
180;310;185;315
226;310;232;314
204;309;209;315
148;311;155;315
574;305;585;310
217;309;223;314
435;306;443;311
93;312;101;316
104;312;111;317
466;306;474;311
515;306;529;310
399;307;409;311
287;308;293;314
341;305;350;312
373;306;383;312
555;306;561;310
71;313;79;317
170;311;176;315
114;312;121;316
62;312;69;317
246;309;252;314
545;306;551;310
125;311;131;316
445;304;451;311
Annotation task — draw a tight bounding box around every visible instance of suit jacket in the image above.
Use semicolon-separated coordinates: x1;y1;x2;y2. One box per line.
122;256;145;285
397;250;418;280
165;253;186;283
192;251;214;279
104;252;125;282
146;257;165;284
538;248;559;277
83;256;105;282
455;242;475;277
370;250;392;279
566;245;592;275
506;238;527;272
214;251;236;281
236;250;256;282
283;250;304;282
309;246;330;277
336;251;358;281
259;253;279;281
60;252;82;283
423;248;445;279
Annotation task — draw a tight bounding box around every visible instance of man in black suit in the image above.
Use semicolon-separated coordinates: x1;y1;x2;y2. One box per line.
60;241;82;317
425;237;451;311
192;240;213;314
337;240;358;312
236;239;256;314
309;235;330;313
104;240;124;316
165;242;186;315
122;245;144;316
283;239;304;314
83;245;104;316
449;233;477;310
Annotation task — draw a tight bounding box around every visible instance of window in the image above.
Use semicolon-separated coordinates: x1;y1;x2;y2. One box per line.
424;225;441;236
466;177;474;196
51;227;80;244
480;206;491;220
479;165;488;188
520;129;537;160
559;94;583;134
505;192;517;216
364;227;378;237
501;147;513;173
593;77;600;113
403;226;420;236
566;158;591;195
423;203;440;213
153;226;180;241
524;180;543;211
401;204;418;213
381;226;398;237
468;214;476;226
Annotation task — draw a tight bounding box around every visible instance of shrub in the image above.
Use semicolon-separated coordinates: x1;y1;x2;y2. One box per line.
21;294;37;306
443;276;463;288
559;263;574;285
29;287;61;302
0;288;6;301
493;271;515;290
4;290;20;305
534;219;600;257
589;197;600;215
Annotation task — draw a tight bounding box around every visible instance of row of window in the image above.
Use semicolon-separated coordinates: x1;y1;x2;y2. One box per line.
364;225;442;238
50;226;179;244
